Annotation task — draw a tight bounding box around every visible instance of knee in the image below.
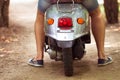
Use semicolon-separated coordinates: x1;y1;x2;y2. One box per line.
35;10;44;22
37;10;44;18
89;7;103;19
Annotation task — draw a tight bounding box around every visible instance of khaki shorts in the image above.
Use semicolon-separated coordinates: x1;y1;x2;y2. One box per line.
38;0;99;13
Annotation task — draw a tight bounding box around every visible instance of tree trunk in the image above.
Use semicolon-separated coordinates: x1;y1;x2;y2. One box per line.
0;0;10;27
104;0;119;24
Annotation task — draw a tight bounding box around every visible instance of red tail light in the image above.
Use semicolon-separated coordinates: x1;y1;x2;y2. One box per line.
58;17;73;29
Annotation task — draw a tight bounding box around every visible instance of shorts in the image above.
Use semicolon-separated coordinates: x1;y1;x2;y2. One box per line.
38;0;99;13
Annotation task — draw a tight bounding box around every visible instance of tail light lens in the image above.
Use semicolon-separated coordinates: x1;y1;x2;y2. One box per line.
58;17;73;29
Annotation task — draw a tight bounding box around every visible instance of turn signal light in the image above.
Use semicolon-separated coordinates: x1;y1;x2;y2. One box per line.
47;18;54;25
77;18;85;24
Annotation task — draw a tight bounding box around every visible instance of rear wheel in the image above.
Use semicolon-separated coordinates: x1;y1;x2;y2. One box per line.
62;48;73;76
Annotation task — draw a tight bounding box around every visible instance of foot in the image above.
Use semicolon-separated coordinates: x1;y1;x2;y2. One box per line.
98;57;113;66
27;58;44;67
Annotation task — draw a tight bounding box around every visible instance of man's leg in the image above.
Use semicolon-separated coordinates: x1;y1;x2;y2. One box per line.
28;0;51;67
34;10;45;60
89;7;113;65
82;0;113;66
27;10;44;67
89;7;105;59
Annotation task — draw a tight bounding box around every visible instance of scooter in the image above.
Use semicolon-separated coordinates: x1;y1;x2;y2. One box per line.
44;0;91;76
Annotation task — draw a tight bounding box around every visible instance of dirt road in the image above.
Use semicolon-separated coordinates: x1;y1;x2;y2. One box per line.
0;0;120;80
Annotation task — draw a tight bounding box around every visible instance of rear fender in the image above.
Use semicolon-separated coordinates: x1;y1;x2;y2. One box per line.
44;4;90;41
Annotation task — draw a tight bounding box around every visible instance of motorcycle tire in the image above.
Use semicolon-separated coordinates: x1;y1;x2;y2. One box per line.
62;48;73;76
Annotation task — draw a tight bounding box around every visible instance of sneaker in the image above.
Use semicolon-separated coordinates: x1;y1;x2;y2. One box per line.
98;57;113;66
28;58;44;67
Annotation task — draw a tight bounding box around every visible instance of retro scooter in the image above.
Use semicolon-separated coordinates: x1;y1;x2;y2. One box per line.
44;0;91;76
